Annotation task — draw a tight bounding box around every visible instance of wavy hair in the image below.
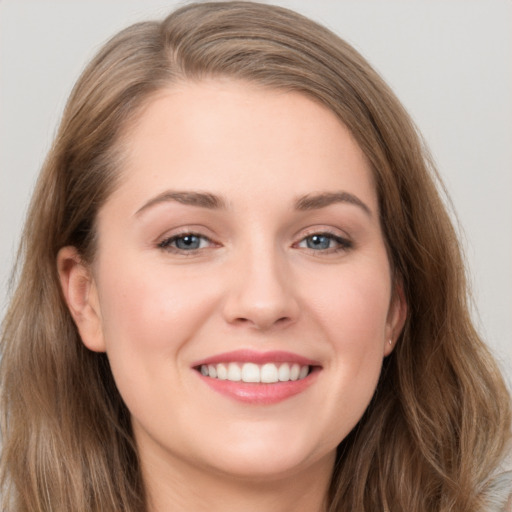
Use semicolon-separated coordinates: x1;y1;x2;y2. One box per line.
1;2;510;511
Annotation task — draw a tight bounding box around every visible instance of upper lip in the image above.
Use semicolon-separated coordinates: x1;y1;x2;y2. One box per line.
191;349;321;368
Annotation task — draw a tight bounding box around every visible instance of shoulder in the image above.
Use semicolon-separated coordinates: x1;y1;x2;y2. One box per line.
479;471;512;512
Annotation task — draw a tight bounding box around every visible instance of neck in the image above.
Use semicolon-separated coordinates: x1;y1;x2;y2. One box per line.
142;450;334;512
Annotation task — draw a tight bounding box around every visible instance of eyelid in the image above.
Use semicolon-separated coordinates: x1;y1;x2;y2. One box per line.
157;229;219;254
293;227;353;253
155;226;352;255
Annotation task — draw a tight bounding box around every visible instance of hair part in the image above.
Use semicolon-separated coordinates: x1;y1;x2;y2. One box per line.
1;2;510;511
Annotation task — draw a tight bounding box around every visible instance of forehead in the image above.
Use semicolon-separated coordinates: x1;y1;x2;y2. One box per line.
112;79;376;211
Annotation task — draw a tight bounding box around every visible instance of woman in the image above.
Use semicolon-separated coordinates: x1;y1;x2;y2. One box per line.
1;2;510;511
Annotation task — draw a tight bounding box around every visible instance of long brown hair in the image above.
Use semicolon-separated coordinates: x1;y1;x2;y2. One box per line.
1;2;510;511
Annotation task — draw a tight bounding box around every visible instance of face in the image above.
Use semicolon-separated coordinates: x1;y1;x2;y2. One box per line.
60;80;405;482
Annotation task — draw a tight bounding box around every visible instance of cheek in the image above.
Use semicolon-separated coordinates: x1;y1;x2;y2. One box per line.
305;263;391;428
93;256;223;419
96;258;216;354
311;262;391;346
92;263;222;433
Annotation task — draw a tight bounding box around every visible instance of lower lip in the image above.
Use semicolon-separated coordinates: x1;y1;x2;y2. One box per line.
196;370;319;405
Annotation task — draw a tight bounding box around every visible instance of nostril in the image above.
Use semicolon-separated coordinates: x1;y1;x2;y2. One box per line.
231;315;292;330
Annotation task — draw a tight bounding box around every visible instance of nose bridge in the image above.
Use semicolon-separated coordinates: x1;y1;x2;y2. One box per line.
223;234;298;329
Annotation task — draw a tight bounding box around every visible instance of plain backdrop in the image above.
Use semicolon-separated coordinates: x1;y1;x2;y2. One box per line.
1;0;511;382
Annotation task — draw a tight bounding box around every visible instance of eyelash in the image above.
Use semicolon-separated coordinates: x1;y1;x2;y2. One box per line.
296;232;353;254
157;232;213;254
157;231;353;255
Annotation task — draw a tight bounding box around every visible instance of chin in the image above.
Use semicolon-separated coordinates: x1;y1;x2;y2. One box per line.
195;426;336;481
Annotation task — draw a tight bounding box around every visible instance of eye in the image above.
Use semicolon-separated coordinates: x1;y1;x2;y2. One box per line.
158;233;213;252
297;233;352;252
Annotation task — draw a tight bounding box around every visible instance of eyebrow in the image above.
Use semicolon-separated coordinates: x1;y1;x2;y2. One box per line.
294;191;372;216
135;189;372;217
135;191;227;216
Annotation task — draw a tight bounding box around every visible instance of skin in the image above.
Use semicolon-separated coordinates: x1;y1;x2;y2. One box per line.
58;79;406;512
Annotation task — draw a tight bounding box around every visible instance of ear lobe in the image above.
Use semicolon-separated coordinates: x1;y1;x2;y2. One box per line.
384;280;407;356
57;246;106;353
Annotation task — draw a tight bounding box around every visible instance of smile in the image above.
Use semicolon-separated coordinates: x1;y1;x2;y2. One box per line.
192;350;321;404
199;362;311;383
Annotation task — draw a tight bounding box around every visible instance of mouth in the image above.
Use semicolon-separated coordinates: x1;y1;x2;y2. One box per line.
196;361;312;383
192;350;321;404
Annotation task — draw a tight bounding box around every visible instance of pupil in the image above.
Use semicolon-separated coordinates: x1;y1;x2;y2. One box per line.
307;235;330;250
176;235;200;250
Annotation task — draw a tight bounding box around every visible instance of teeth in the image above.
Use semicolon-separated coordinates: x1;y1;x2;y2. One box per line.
290;363;300;381
261;363;279;383
299;365;309;379
241;362;260;383
227;362;241;381
199;362;311;383
208;364;217;378
217;363;228;380
278;363;290;382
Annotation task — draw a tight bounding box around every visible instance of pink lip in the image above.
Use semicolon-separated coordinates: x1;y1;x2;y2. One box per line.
192;350;322;405
197;371;319;405
191;349;320;367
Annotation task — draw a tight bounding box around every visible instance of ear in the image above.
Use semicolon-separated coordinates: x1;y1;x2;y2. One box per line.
384;279;407;357
57;246;106;352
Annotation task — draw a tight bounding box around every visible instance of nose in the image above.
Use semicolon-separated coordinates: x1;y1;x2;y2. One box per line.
222;244;300;331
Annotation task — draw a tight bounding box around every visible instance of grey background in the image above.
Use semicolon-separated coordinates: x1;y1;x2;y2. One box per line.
1;1;511;382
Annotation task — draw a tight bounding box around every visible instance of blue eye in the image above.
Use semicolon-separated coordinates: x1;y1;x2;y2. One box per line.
158;233;211;252
306;234;331;250
174;234;202;250
298;233;351;252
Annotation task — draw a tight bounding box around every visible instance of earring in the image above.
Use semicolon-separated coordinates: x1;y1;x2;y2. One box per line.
388;339;393;346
